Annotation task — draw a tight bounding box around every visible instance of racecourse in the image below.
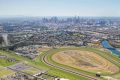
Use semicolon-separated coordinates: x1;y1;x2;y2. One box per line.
41;47;120;80
0;46;120;80
52;50;118;74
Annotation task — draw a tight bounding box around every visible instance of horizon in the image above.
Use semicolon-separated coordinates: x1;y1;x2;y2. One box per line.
1;15;120;18
0;0;120;17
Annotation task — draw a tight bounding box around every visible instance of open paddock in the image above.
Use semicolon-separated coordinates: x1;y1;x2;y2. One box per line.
52;50;119;74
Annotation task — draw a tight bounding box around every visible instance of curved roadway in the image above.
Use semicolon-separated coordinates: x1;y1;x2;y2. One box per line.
41;51;98;80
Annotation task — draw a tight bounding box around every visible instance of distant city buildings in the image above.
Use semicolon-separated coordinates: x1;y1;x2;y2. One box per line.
0;17;120;49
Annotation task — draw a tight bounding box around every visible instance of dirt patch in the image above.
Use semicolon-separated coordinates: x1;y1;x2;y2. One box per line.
52;50;119;74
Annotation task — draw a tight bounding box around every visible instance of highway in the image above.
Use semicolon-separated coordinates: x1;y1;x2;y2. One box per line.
41;51;98;80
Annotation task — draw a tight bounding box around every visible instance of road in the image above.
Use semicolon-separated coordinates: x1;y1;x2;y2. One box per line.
41;51;98;80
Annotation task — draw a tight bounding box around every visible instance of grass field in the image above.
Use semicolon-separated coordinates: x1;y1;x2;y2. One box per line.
44;47;120;80
0;66;14;78
35;50;88;80
0;49;88;80
110;41;120;48
0;52;17;67
22;67;41;75
0;46;120;80
52;50;119;74
0;59;16;67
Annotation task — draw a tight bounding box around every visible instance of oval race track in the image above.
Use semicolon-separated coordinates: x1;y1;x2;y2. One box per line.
41;50;98;80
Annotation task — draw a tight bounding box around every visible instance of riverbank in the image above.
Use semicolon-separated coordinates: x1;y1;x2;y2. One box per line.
101;40;120;56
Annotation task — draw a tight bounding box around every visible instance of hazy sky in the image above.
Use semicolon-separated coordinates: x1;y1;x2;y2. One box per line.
0;0;120;17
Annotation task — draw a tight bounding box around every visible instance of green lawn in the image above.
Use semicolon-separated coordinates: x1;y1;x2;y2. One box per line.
34;51;88;80
1;46;120;80
47;48;115;74
0;59;16;67
0;51;18;67
22;67;41;75
0;66;14;78
0;50;88;80
43;47;120;80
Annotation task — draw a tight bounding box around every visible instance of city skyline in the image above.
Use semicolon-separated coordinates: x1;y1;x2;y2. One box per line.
0;0;120;17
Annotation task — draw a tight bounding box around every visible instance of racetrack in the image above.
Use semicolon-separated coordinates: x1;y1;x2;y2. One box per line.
1;47;120;80
52;50;119;74
40;47;120;80
41;48;98;80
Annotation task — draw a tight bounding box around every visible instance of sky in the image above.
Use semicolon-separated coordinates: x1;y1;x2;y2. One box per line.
0;0;120;17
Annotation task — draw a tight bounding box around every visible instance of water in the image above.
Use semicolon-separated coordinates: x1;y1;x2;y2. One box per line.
101;40;120;56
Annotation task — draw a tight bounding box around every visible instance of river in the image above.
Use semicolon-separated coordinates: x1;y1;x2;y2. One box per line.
101;40;120;56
